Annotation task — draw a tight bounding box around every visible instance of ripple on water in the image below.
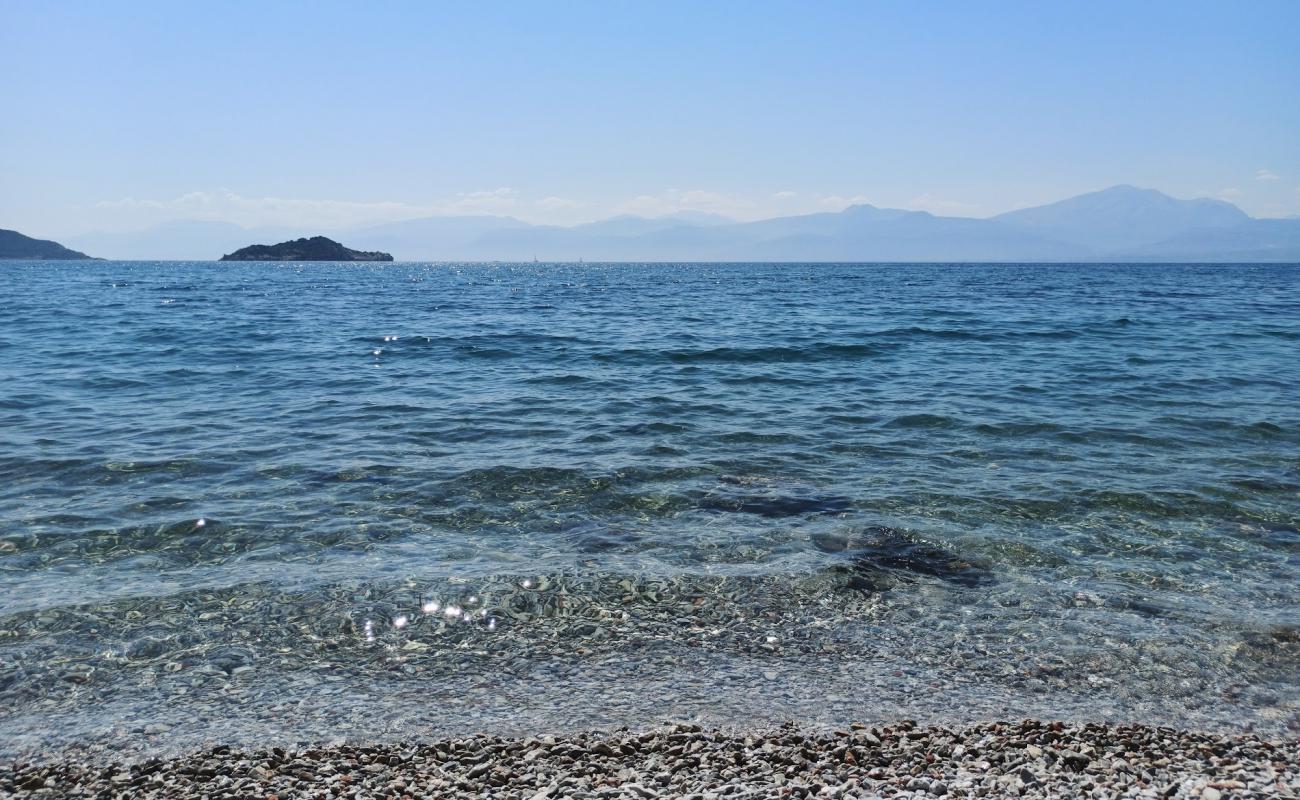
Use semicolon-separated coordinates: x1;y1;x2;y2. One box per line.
0;261;1298;749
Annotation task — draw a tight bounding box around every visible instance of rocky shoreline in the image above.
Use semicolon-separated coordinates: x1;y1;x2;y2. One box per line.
4;720;1296;799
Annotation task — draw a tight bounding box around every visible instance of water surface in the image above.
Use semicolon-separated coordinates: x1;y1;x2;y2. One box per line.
1;261;1297;757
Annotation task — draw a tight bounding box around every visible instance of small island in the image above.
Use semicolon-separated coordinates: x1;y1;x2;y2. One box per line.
219;236;393;262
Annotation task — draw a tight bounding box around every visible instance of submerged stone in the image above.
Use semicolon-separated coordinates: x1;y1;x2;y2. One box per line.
813;526;995;589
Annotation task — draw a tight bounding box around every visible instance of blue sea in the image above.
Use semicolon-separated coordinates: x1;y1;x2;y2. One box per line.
1;261;1298;757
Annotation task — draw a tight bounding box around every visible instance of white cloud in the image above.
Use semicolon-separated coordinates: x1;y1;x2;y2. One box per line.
96;190;434;229
614;189;755;219
448;187;518;213
89;185;997;231
617;194;675;217
1218;187;1242;200
536;196;584;210
1255;169;1279;181
678;189;752;213
817;194;872;210
92;188;530;230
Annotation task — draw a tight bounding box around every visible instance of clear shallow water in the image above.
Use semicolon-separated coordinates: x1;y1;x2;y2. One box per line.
1;261;1298;756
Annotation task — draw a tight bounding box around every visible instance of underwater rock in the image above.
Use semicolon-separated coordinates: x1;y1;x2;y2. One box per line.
1241;624;1300;652
573;527;640;553
813;526;995;589
1106;596;1172;618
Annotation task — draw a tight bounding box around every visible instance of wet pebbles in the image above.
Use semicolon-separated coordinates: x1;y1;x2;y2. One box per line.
3;720;1296;799
3;572;1299;760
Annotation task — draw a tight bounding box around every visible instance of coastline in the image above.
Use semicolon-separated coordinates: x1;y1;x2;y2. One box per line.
3;261;1298;796
5;720;1296;798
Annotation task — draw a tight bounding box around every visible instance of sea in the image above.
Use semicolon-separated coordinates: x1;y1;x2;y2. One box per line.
1;261;1297;758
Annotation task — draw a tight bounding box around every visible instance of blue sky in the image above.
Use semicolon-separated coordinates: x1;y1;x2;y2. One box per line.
2;0;1298;236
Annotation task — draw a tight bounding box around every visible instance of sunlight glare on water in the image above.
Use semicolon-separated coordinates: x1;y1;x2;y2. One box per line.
0;260;1297;754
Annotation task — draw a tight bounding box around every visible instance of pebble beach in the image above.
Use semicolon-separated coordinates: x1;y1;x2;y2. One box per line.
5;721;1297;799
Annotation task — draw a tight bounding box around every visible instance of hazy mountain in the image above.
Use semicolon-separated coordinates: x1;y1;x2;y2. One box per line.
992;185;1250;251
664;210;735;226
0;229;95;259
373;189;1294;261
417;205;1071;262
65;220;302;261
38;186;1300;262
1113;218;1300;262
722;206;1081;262
570;211;734;237
344;212;740;260
347;215;533;261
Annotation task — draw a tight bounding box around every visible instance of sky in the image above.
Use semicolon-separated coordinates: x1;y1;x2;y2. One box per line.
2;0;1298;237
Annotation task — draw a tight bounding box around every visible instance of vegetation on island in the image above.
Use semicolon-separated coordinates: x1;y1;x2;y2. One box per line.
219;236;393;262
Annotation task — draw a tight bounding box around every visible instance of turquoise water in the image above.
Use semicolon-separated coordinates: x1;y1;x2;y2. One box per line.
1;261;1297;754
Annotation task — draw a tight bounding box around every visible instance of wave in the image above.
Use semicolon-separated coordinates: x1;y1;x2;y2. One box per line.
882;413;963;429
594;342;890;365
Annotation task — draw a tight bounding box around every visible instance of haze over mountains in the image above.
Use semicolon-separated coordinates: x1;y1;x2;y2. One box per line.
57;186;1300;262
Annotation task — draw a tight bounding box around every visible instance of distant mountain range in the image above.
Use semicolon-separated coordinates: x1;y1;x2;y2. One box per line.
35;186;1300;262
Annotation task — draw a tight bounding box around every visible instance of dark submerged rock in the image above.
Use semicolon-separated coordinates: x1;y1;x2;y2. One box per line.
814;526;995;589
219;236;393;262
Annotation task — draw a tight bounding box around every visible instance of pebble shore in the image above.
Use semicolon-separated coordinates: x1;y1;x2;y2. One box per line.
4;720;1296;799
